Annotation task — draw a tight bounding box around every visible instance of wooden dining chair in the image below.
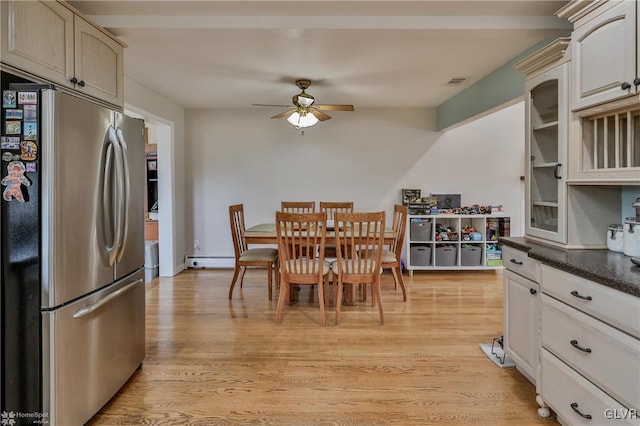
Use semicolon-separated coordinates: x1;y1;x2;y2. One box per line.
319;201;354;219
228;204;279;300
382;204;408;301
332;211;386;325
281;201;315;213
319;201;354;258
275;211;330;326
358;205;408;303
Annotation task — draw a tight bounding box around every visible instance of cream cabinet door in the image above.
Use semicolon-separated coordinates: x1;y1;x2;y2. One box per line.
73;16;124;106
0;0;74;89
524;63;568;244
504;269;539;384
571;1;637;110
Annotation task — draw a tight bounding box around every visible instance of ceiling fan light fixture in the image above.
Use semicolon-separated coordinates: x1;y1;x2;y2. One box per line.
293;92;315;107
286;111;318;129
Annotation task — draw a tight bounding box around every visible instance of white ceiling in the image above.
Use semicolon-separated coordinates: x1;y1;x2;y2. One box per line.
68;1;571;110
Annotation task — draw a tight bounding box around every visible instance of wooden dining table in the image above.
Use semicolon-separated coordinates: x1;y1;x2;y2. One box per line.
244;223;395;245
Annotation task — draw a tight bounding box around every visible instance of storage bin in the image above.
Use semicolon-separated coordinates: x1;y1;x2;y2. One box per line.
410;245;432;266
486;249;502;266
461;245;482;266
435;245;457;266
410;219;432;241
145;240;159;282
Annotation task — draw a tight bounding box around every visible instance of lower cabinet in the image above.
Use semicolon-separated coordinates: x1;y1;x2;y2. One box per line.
540;349;638;425
503;269;539;384
503;250;640;423
537;265;640;424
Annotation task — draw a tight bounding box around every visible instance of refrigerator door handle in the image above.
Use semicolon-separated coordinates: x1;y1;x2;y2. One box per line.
110;127;125;265
100;127;120;266
71;278;143;319
115;128;130;262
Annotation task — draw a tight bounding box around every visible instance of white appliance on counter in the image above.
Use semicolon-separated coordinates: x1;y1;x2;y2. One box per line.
1;71;145;425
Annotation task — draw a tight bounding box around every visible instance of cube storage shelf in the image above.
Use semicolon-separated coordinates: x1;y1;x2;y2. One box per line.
406;214;510;274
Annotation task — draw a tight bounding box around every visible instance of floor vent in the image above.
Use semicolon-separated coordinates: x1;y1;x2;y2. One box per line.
185;256;234;268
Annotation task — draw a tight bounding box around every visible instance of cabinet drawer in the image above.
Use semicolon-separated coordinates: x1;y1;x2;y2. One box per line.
502;246;540;282
541;349;639;426
541;265;640;339
541;294;640;410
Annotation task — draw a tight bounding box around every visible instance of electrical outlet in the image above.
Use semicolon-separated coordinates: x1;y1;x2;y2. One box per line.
194;239;200;249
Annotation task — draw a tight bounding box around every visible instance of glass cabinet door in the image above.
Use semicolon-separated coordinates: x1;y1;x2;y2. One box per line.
525;63;568;243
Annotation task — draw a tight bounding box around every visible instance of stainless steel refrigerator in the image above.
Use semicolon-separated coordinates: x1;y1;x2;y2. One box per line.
1;71;145;425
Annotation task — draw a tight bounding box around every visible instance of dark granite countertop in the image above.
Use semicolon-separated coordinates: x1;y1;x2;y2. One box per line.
499;237;640;298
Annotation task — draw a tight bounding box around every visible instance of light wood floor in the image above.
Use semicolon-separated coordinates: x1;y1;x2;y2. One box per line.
88;269;558;425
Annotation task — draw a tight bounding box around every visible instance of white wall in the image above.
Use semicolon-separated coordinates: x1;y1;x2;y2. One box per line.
124;76;187;275
185;102;525;258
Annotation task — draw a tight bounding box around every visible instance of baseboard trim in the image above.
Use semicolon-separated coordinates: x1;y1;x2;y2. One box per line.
185;256;234;269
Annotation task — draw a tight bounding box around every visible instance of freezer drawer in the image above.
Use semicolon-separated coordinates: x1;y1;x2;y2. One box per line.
42;269;145;426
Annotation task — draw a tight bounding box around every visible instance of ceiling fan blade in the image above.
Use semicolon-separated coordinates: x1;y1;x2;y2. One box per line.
271;110;295;119
315;104;355;111
310;109;332;121
252;103;292;108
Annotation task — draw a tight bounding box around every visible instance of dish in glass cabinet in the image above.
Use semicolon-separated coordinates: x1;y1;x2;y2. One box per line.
631;257;640;267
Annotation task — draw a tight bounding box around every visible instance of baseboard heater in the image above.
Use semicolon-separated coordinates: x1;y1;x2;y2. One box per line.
185;256;234;268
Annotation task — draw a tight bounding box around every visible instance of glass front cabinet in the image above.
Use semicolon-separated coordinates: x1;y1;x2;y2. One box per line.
525;62;569;244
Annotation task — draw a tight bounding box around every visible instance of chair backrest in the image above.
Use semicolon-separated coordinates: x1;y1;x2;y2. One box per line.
229;204;248;259
319;201;354;220
390;204;408;258
334;211;385;277
275;212;327;278
281;201;315;213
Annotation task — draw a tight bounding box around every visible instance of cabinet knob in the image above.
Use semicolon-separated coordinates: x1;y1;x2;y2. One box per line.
621;81;632;90
78;80;86;87
634;78;640;87
70;77;78;84
529;288;537;295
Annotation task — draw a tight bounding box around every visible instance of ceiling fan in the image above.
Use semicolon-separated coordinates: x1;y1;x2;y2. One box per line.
252;79;355;129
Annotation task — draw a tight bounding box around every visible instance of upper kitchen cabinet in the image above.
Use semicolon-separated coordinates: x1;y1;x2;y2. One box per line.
557;0;640;183
515;39;571;244
515;38;623;247
72;15;123;106
559;1;638;111
1;0;124;108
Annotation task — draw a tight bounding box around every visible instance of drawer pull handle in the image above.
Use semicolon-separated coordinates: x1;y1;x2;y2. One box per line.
570;290;592;301
510;259;523;265
570;402;592;419
570;339;592;353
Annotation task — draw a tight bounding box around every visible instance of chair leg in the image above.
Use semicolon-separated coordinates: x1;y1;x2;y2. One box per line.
275;278;288;324
391;265;407;301
267;263;273;301
317;278;326;326
228;264;241;299
373;278;384;325
323;275;330;308
239;266;247;288
335;279;343;325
